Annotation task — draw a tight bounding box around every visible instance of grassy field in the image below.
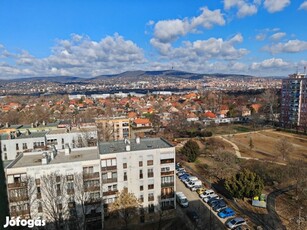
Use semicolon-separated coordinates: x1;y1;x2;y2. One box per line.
225;130;307;163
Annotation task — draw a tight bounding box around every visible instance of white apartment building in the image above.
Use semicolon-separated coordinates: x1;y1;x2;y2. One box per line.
1;126;97;161
5;137;175;229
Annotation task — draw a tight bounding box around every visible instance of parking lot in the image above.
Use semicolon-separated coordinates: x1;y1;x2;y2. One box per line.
176;177;226;230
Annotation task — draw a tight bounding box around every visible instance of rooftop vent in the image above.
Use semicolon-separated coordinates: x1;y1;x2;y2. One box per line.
65;144;71;155
42;152;49;165
126;145;131;151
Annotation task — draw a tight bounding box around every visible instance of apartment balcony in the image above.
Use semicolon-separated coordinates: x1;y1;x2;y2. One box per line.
161;171;174;176
83;172;100;180
85;186;100;192
101;166;117;171
8;182;26;189
11;208;30;217
33;145;48;150
85;198;101;205
161;193;175;199
148;196;154;201
9;195;29;203
101;178;117;184
161;182;174;188
103;190;118;196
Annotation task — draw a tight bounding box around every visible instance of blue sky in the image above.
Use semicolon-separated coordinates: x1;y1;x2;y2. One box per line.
0;0;307;78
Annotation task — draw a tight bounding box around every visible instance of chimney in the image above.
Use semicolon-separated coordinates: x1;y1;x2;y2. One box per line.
25;129;31;136
125;145;131;151
42;152;49;165
65;144;71;155
136;137;140;144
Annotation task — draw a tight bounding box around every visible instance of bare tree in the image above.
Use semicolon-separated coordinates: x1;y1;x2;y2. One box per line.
262;88;279;125
275;137;294;161
73;173;102;230
40;173;69;230
108;188;140;229
96;121;115;142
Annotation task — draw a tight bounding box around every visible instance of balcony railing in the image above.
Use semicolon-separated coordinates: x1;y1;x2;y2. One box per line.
83;172;100;180
101;178;117;184
85;186;100;192
161;182;174;187
9;195;29;202
103;190;118;196
101;166;117;171
8;182;26;189
11;209;30;217
161;171;174;176
161;193;175;199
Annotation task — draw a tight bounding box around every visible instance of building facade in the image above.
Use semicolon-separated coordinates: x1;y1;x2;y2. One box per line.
95;117;130;141
281;73;307;129
5;137;175;229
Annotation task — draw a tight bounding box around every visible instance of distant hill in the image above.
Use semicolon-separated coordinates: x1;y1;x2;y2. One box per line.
0;70;256;83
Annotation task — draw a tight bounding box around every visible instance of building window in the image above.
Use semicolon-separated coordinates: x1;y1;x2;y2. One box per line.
140;185;144;191
139;161;143;167
148;193;154;202
123;163;127;169
16;144;19;151
148;184;154;190
147;160;153;166
139;195;144;203
22;143;27;150
148;204;155;213
124;172;127;181
148;168;154;178
139;170;143;179
3;144;7;152
67;175;74;181
4;153;7;160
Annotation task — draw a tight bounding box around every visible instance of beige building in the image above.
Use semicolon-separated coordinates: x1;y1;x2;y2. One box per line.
95;117;130;141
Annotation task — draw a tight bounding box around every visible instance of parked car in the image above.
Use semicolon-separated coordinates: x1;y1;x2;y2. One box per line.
213;201;227;212
196;187;206;195
176;168;186;175
176;192;189;208
184;176;198;186
179;174;190;181
200;189;215;198
186;210;200;223
207;197;222;206
225;217;246;229
177;171;187;177
203;193;219;203
188;180;202;190
218;208;235;219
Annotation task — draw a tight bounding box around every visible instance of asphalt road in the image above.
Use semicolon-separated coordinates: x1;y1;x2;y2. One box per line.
176;177;226;230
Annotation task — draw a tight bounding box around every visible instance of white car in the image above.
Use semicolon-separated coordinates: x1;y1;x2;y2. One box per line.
203;193;219;203
225;217;247;229
200;189;215;199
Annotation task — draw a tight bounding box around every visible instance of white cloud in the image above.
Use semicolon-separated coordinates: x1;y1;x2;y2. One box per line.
299;1;307;10
250;58;291;72
269;32;286;41
156;34;249;61
263;39;307;54
152;7;225;43
256;33;266;41
263;0;290;13
0;34;146;78
223;0;260;18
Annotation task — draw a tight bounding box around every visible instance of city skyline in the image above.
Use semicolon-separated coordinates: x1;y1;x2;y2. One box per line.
1;0;307;79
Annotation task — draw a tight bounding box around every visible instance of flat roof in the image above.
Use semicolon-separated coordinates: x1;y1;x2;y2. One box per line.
9;147;99;168
1;131;47;140
98;138;173;154
47;126;97;135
